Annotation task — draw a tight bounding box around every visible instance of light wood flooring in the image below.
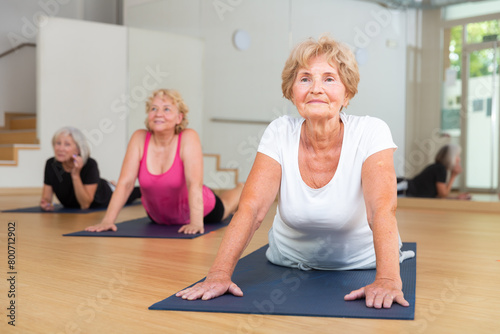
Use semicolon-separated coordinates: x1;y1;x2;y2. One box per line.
0;188;499;333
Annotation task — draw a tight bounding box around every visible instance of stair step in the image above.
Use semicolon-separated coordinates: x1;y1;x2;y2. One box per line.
0;129;38;144
10;116;36;130
203;154;238;189
0;112;39;166
0;112;36;130
0;144;40;166
0;145;15;160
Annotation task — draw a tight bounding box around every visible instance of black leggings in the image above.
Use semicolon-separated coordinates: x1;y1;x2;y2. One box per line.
147;191;225;224
203;192;225;223
125;186;142;205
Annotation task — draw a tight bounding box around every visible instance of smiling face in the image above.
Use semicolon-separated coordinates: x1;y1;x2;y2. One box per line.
53;134;79;163
146;96;183;133
292;54;349;121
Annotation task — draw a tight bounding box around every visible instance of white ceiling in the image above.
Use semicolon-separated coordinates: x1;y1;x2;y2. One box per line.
359;0;492;9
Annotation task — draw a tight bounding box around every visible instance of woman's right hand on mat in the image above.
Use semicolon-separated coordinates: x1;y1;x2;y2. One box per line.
84;221;117;232
175;271;243;301
40;199;54;211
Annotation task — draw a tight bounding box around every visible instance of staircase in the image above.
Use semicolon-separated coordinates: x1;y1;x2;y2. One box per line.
0;112;39;166
203;154;239;189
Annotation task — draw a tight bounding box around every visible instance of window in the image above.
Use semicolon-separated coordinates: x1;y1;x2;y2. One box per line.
443;0;500;21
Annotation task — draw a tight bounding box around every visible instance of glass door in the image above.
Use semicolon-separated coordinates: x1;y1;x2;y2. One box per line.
462;42;499;191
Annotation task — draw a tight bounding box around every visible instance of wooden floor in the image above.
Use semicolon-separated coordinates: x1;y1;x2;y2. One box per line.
0;189;499;334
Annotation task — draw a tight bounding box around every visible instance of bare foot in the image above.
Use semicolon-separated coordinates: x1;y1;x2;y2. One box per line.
219;182;245;219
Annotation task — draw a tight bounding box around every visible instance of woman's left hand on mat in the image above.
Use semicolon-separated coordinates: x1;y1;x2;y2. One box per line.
85;221;118;232
40;198;55;211
176;271;243;301
178;222;204;234
344;277;408;308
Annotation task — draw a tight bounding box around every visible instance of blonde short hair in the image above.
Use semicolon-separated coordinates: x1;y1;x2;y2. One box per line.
282;35;360;107
52;127;90;165
145;89;189;134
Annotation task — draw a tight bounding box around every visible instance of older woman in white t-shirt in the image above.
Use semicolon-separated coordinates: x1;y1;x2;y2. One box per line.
177;35;414;309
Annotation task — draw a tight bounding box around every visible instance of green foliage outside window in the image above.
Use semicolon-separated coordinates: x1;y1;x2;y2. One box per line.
448;20;500;79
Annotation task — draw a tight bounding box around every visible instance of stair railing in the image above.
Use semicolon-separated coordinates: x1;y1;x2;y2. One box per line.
0;43;36;59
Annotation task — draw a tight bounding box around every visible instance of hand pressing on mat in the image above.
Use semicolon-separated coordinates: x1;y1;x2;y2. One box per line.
178;222;204;234
344;277;408;309
176;271;243;300
40;198;55;211
85;221;117;232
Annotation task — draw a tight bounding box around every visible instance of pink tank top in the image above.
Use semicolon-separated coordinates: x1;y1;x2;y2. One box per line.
138;131;216;225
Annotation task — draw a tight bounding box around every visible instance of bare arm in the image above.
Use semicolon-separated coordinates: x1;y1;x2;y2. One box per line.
72;180;98;209
176;153;281;300
40;184;55;211
436;181;453;198
69;155;98;209
85;130;145;232
344;148;408;309
436;162;462;198
178;129;205;234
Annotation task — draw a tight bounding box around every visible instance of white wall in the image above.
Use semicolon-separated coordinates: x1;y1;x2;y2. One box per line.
125;0;407;179
35;17;128;184
124;0;201;37
0;0;119;50
127;28;204;138
0;0;119;126
199;0;292;179
0;46;36;120
290;0;407;175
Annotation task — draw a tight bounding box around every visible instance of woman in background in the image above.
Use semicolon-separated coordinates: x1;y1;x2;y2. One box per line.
41;127;141;211
398;144;470;199
85;89;244;234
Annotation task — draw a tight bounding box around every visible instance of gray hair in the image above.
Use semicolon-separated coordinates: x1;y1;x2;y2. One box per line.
52;127;91;165
435;144;461;170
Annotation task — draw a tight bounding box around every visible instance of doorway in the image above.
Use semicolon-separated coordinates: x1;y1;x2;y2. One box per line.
462;41;499;191
443;19;500;193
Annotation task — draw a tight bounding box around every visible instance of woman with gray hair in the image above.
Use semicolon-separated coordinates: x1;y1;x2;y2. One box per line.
40;127;141;211
400;144;470;199
177;35;414;309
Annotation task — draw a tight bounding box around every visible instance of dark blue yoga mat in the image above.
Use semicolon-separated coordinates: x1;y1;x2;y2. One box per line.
2;201;141;214
63;215;232;239
149;243;416;319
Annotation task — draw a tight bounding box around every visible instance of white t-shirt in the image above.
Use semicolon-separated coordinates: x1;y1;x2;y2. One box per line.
258;113;398;270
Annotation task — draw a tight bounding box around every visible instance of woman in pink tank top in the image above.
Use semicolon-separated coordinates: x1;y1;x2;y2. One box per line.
86;89;244;234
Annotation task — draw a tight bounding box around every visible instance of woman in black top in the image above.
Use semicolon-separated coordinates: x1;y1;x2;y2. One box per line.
398;144;470;199
40;127;140;210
